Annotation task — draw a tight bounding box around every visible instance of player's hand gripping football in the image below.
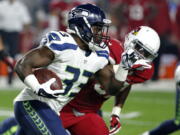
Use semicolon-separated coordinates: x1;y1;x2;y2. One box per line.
34;78;64;99
121;49;151;70
109;115;121;135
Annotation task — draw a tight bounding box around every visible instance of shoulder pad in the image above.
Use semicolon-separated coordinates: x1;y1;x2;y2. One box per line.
40;31;78;52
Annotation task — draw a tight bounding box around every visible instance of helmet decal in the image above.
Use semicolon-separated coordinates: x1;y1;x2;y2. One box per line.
124;26;160;62
132;27;141;36
69;8;89;19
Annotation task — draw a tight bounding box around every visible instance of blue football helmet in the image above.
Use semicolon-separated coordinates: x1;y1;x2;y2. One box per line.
67;3;111;49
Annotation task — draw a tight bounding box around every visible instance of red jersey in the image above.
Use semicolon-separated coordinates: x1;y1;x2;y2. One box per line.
67;79;109;113
49;1;81;31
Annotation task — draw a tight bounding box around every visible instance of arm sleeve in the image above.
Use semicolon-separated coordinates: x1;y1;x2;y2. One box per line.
126;64;154;84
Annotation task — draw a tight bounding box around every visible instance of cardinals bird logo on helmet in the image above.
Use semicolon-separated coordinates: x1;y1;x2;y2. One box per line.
124;26;160;62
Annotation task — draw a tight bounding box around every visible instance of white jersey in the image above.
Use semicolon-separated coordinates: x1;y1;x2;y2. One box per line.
14;31;109;114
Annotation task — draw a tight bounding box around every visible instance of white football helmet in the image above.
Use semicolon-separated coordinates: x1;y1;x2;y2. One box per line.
175;65;180;83
124;26;160;62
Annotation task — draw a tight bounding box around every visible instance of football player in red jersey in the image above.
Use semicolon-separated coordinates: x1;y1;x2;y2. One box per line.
60;26;158;135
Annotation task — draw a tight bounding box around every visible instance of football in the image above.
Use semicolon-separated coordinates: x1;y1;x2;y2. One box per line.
33;68;63;90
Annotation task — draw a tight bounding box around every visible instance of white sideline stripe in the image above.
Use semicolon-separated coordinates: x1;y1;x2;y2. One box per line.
0;110;14;117
103;111;141;119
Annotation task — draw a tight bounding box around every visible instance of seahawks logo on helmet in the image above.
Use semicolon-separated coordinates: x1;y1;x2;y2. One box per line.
69;8;90;19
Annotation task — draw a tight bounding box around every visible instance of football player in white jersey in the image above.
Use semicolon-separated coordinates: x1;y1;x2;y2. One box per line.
13;1;159;134
13;3;136;135
13;3;112;135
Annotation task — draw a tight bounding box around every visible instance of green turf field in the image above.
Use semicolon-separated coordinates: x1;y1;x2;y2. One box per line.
0;89;180;135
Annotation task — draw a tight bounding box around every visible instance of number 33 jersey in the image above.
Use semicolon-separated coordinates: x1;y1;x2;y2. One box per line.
14;31;109;114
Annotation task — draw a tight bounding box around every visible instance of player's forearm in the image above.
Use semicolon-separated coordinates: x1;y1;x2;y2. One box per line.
108;78;126;95
15;47;54;81
15;50;41;81
114;84;131;107
110;85;131;118
15;58;34;81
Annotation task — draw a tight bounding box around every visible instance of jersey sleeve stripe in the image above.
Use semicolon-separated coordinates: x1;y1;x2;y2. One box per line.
95;50;109;59
49;43;78;51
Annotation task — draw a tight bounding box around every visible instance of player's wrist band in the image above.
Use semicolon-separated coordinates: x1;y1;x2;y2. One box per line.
115;64;128;82
111;106;121;117
24;74;40;92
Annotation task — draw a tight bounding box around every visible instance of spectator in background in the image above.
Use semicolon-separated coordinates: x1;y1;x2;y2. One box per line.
148;0;179;80
19;0;42;26
0;0;31;84
108;0;155;41
49;0;81;32
108;0;128;40
174;2;180;55
122;0;154;31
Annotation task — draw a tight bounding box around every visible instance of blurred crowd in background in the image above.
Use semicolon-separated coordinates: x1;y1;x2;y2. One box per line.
0;0;180;84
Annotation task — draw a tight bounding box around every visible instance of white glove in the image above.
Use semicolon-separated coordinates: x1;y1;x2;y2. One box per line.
115;49;134;82
131;59;152;70
35;78;64;98
121;49;139;70
24;75;64;98
121;49;152;70
115;49;152;82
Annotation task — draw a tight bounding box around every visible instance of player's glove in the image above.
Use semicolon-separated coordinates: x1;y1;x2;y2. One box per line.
35;78;64;98
109;115;121;135
121;49;140;69
121;49;151;70
115;49;139;82
131;59;151;70
109;106;122;135
24;75;64;99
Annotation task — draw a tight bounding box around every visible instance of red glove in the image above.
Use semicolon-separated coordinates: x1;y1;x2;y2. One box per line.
109;115;121;135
